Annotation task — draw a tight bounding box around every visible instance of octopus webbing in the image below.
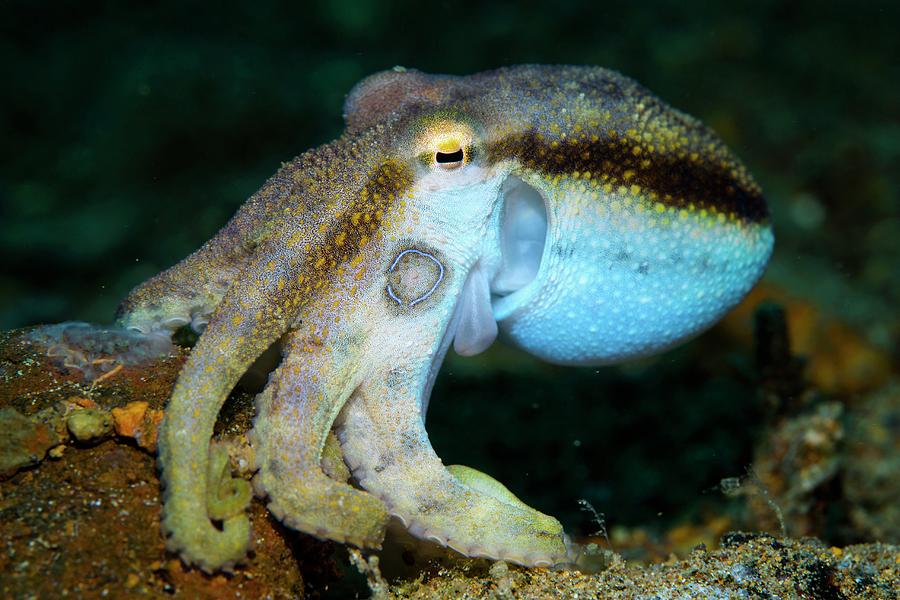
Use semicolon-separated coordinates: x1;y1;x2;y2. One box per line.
116;65;773;572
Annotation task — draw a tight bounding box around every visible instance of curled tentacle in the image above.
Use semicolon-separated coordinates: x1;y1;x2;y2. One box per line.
206;444;253;521
157;239;303;572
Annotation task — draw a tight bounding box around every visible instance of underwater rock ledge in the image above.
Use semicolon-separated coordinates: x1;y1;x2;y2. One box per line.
0;325;897;598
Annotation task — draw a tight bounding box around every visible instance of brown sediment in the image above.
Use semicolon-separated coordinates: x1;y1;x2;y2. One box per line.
382;536;898;599
0;326;340;598
0;440;337;599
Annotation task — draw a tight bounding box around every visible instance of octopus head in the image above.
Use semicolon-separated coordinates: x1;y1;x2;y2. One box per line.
346;66;773;366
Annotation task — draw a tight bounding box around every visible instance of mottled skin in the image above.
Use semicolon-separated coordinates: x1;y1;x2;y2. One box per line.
117;65;773;572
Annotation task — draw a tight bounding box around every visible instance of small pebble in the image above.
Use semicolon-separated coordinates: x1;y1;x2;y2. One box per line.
66;409;112;442
125;573;140;588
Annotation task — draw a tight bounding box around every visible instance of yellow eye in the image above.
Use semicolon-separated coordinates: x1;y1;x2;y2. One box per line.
435;147;465;169
414;119;477;170
432;135;468;170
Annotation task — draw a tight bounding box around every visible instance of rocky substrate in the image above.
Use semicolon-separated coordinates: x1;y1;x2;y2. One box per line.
1;322;897;599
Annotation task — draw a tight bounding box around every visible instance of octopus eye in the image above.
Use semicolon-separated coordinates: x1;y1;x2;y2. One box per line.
435;148;464;168
420;124;476;170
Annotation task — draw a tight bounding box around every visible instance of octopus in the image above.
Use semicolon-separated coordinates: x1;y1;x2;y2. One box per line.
115;65;773;572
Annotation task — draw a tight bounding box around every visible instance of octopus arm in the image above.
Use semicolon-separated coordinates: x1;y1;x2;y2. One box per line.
115;163;304;335
250;331;390;549
334;263;572;568
157;238;304;572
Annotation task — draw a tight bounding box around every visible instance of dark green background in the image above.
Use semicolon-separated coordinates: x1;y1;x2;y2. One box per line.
2;1;897;537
